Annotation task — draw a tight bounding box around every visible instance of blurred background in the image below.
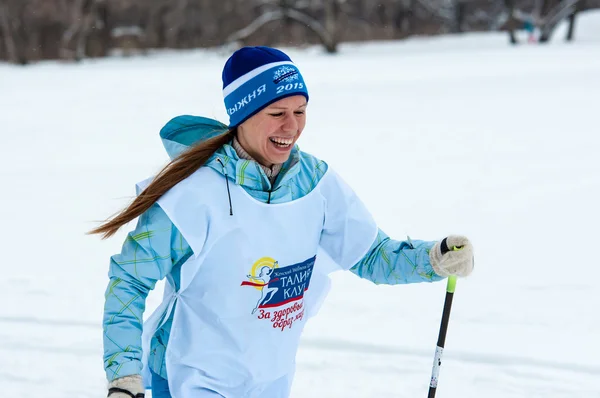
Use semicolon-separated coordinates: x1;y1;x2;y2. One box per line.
1;0;600;64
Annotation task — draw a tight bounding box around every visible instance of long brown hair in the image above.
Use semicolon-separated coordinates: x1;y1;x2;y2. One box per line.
88;129;234;239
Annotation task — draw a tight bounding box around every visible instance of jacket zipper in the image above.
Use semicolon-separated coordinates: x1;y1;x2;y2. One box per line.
216;158;233;216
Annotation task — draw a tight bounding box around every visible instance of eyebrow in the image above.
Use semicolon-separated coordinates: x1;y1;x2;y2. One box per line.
268;104;307;110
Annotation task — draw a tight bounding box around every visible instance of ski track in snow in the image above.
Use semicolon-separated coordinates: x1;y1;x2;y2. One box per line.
2;317;596;376
301;338;600;376
1;318;598;397
0;315;99;329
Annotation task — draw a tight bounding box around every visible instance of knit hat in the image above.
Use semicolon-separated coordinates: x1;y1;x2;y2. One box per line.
222;46;309;128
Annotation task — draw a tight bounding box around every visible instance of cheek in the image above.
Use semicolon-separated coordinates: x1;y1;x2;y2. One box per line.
297;116;307;133
245;122;270;145
258;120;282;138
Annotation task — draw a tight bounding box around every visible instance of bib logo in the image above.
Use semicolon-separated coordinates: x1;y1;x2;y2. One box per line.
241;256;315;331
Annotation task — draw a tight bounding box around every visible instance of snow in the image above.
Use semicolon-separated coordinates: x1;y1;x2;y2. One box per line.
1;10;600;398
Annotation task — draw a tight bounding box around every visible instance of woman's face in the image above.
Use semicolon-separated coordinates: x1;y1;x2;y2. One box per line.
236;95;307;167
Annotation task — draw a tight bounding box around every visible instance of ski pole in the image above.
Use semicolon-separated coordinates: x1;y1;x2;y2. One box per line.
427;274;457;398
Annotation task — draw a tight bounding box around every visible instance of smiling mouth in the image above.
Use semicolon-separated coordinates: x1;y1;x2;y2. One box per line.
269;137;294;148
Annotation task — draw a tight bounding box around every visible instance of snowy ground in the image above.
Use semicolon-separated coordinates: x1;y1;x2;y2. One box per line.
1;11;599;398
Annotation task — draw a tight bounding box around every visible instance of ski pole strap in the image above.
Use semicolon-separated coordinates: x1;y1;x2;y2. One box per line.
440;238;464;255
440;238;451;255
107;387;145;398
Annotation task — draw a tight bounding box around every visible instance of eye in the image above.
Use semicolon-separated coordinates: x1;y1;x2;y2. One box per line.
294;110;305;115
269;112;284;117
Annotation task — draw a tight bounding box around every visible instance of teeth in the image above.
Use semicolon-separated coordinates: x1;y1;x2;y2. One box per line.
270;137;294;145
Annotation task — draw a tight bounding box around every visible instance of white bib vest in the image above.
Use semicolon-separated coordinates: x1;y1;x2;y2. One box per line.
140;165;377;397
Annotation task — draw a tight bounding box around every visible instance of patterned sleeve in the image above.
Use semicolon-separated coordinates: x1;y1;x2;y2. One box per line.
102;203;191;381
350;229;444;284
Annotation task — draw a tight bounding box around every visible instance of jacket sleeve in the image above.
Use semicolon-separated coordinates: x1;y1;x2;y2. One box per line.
350;229;444;284
103;203;192;381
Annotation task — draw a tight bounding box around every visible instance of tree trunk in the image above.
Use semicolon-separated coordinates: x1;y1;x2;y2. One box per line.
454;1;466;33
1;1;28;64
90;0;110;57
76;0;99;60
164;0;189;48
60;0;85;60
566;5;578;41
145;1;169;48
539;0;578;43
505;0;518;45
0;2;18;63
323;0;338;53
408;0;416;34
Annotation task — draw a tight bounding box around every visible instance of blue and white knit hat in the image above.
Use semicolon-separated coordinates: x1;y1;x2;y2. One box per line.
222;46;309;128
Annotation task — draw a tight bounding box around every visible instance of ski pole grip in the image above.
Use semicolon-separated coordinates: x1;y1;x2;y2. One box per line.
446;275;457;293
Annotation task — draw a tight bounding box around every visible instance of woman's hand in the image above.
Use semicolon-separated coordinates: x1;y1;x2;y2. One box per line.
108;374;145;398
429;235;474;277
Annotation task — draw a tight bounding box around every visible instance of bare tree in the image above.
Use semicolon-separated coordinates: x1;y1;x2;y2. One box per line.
227;0;338;53
163;0;189;48
0;1;18;63
454;0;467;32
144;0;170;48
539;0;580;42
60;0;106;61
565;0;580;40
504;0;519;44
0;0;32;64
2;0;599;64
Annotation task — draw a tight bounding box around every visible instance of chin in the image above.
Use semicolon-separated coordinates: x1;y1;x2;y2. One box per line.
270;154;291;164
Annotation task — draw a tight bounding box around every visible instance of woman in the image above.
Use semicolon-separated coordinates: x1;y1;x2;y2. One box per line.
91;46;474;398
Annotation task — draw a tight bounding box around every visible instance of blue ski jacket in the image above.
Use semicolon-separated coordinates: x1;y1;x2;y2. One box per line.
102;115;443;381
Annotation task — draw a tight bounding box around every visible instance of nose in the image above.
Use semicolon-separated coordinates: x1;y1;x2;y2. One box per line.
281;112;298;133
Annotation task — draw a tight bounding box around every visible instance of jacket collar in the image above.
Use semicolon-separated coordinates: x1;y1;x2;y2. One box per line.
206;142;301;192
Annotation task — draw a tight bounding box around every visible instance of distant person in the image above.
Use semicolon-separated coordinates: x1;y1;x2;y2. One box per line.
523;16;537;43
90;46;474;398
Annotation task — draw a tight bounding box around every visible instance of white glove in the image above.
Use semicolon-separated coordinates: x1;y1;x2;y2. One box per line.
107;374;145;398
429;235;474;277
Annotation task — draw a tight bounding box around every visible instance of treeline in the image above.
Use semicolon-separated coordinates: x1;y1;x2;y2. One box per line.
0;0;598;64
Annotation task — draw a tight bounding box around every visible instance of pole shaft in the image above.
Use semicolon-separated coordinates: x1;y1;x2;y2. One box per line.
437;291;455;348
427;276;457;398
